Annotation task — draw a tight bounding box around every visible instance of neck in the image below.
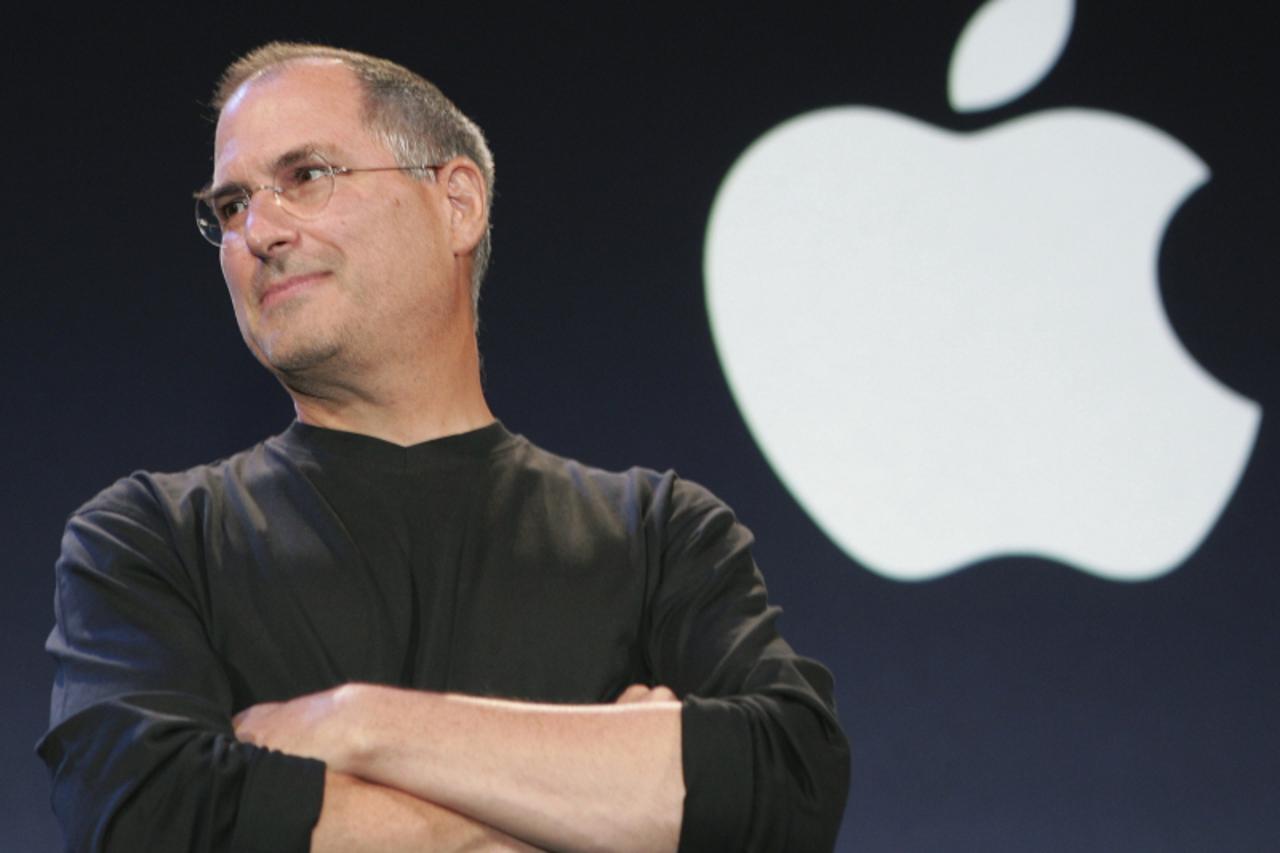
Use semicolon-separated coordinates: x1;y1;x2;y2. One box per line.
282;326;495;447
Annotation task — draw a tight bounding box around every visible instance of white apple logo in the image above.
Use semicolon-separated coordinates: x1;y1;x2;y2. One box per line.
703;0;1261;582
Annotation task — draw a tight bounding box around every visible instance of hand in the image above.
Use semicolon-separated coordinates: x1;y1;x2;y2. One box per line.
614;684;679;704
233;684;359;767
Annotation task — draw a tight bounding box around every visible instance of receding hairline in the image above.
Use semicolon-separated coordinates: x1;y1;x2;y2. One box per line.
212;45;388;112
215;58;361;120
208;42;497;307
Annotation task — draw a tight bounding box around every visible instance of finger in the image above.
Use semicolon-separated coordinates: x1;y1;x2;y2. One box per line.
614;684;679;704
614;684;651;704
647;685;678;703
232;701;278;733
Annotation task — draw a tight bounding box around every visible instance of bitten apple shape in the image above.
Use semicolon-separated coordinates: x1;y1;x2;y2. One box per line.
703;104;1261;581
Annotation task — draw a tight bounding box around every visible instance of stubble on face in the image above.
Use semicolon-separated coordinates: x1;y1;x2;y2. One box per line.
214;61;468;406
236;253;349;378
212;64;376;387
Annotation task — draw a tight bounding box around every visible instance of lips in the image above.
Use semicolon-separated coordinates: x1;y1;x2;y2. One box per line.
258;271;330;308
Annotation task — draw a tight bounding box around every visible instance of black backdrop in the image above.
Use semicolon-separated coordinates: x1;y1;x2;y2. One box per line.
4;3;1277;850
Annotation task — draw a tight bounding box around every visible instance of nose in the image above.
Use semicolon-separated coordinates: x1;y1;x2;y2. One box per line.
242;190;299;259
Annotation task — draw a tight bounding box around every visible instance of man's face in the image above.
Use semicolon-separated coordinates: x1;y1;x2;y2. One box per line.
212;60;459;380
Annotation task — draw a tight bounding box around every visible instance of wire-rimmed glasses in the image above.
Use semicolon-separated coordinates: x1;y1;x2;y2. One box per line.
194;152;441;246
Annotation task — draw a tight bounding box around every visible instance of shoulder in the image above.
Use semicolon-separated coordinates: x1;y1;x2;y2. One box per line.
67;437;284;542
508;433;710;501
505;433;744;544
56;436;306;610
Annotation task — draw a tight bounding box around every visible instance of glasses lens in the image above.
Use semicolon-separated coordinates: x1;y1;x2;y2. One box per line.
275;156;336;220
195;197;223;247
192;154;337;247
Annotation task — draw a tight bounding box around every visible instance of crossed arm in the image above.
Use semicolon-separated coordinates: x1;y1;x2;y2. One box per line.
308;771;538;852
234;683;685;853
42;475;849;852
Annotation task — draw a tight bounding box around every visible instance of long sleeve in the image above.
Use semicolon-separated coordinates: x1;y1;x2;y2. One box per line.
645;476;850;852
36;476;325;853
36;426;848;851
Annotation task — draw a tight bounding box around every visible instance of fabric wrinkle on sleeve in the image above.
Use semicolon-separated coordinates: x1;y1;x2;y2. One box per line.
37;478;326;853
644;474;850;852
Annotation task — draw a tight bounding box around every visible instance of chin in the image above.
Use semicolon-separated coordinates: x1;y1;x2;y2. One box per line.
259;335;346;378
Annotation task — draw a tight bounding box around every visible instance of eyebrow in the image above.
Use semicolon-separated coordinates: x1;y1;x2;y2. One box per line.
194;144;328;202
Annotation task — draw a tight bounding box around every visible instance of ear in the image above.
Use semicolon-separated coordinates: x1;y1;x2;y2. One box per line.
439;157;488;257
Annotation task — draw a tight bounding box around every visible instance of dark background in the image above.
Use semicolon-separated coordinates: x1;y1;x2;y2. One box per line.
4;2;1277;850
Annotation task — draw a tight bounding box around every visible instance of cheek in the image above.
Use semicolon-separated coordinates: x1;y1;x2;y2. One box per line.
218;251;256;317
218;244;242;287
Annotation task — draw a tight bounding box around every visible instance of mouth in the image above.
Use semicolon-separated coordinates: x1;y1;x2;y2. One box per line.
258;271;330;308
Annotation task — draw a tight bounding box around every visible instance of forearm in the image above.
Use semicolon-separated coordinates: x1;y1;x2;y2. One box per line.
313;770;542;853
335;686;684;853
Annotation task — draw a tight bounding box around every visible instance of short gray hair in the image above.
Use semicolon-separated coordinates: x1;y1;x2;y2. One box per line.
213;42;495;310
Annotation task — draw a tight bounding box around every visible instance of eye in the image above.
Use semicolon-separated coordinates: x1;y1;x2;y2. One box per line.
287;163;333;187
279;163;335;207
214;193;249;225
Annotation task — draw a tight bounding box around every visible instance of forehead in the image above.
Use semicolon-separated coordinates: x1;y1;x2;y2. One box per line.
213;60;384;182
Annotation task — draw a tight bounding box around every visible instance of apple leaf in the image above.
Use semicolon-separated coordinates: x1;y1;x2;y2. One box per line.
948;0;1075;113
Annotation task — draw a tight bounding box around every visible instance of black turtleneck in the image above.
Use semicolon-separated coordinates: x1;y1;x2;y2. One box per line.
40;421;849;851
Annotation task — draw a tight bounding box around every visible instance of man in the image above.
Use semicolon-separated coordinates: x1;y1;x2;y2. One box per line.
38;43;849;851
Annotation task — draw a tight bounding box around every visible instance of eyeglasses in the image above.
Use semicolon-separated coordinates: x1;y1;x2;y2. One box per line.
194;152;441;246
